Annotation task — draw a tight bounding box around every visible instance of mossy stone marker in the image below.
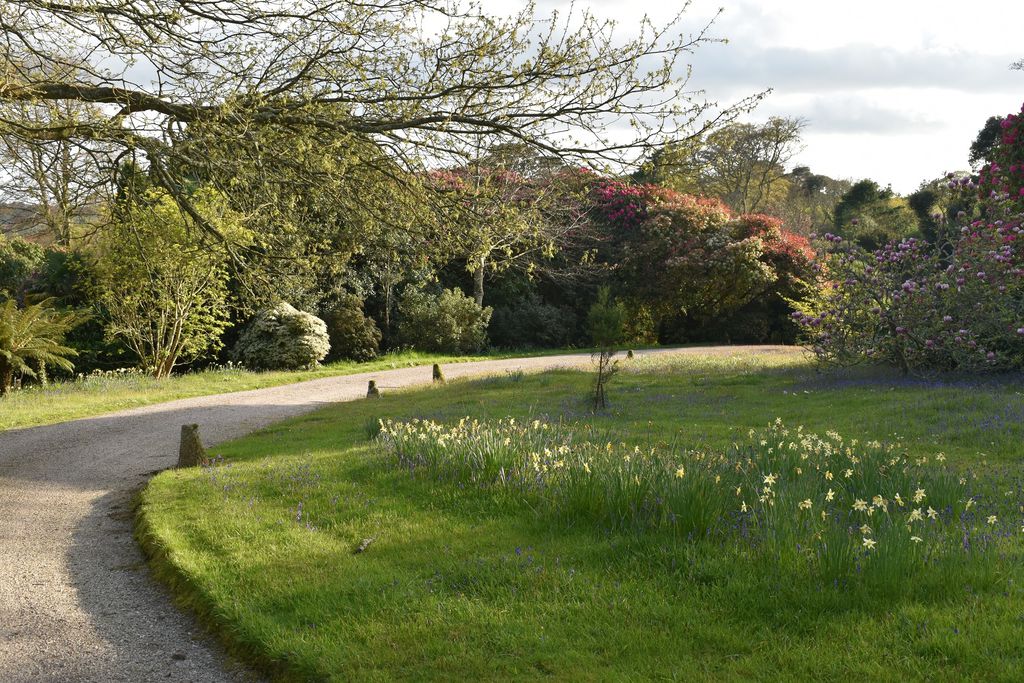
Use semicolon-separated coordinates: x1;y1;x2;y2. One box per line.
367;380;380;398
432;363;446;383
177;424;207;468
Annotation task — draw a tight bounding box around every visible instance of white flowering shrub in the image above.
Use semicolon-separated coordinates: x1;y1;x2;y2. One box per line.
232;302;330;370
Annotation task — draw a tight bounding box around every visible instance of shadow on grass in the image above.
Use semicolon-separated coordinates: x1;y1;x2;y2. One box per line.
66;487;257;681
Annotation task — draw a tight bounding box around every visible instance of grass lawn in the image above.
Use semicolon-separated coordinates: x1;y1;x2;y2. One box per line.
0;349;568;432
138;350;1024;681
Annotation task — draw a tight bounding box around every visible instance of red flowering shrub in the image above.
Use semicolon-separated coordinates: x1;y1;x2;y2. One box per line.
607;195;813;343
732;214;815;285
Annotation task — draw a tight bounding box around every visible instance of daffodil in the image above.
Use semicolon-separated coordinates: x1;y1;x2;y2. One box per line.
862;537;877;550
927;507;938;520
913;488;926;504
825;470;834;481
852;498;868;512
910;536;923;543
763;473;777;486
675;466;686;479
825;488;835;502
908;508;923;522
799;499;812;510
987;515;998;525
860;524;872;535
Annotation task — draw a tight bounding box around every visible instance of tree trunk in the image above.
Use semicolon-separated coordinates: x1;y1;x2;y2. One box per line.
177;424;207;467
33;358;48;386
0;361;12;396
473;259;485;307
155;353;177;378
383;282;393;347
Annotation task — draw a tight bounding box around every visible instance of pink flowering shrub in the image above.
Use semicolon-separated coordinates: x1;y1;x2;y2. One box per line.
977;104;1024;209
590;179;655;232
797;104;1024;371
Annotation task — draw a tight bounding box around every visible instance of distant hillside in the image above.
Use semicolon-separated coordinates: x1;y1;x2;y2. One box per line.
0;203;53;244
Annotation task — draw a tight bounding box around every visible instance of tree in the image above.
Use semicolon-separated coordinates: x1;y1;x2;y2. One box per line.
833;180;920;250
0;235;44;300
0;63;111;245
906;174;975;246
430;165;537;307
94;188;238;377
0;297;80;394
587;287;625;410
969;116;1004;168
642;117;805;213
430;160;593;307
0;1;757;266
770;166;851;235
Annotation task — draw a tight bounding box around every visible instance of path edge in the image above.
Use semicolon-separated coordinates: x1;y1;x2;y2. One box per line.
134;485;292;682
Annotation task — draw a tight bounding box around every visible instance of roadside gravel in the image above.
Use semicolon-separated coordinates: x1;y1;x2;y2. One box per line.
0;346;794;682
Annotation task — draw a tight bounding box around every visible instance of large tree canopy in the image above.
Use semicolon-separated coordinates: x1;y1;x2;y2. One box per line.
0;0;753;253
638;116;804;214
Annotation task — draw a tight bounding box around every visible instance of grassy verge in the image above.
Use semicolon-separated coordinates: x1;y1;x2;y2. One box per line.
0;348;571;432
138;351;1024;681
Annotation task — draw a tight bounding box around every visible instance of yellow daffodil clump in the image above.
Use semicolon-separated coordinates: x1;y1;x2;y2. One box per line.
377;417;1017;584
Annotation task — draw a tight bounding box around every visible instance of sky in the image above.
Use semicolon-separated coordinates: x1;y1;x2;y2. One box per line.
518;0;1024;194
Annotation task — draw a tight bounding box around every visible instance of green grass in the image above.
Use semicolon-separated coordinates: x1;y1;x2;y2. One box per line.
138;350;1024;681
0;349;568;432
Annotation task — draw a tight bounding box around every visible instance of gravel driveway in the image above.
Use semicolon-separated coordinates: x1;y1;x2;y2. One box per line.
0;346;794;682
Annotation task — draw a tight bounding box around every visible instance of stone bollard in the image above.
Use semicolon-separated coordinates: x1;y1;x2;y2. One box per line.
626;349;634;359
432;363;446;383
177;424;207;468
367;380;380;398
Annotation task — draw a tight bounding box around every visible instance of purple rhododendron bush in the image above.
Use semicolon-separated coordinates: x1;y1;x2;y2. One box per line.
798;103;1024;372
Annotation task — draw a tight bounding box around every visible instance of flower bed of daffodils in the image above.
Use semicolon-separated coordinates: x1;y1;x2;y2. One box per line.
378;417;1020;586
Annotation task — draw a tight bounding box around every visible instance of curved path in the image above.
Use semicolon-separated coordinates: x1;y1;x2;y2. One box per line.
0;346;794;681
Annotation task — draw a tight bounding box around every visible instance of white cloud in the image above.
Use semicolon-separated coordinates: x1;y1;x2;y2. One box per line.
687;43;1019;95
761;96;941;135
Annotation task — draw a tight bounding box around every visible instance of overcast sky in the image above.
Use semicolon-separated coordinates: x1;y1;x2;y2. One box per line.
521;0;1024;194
